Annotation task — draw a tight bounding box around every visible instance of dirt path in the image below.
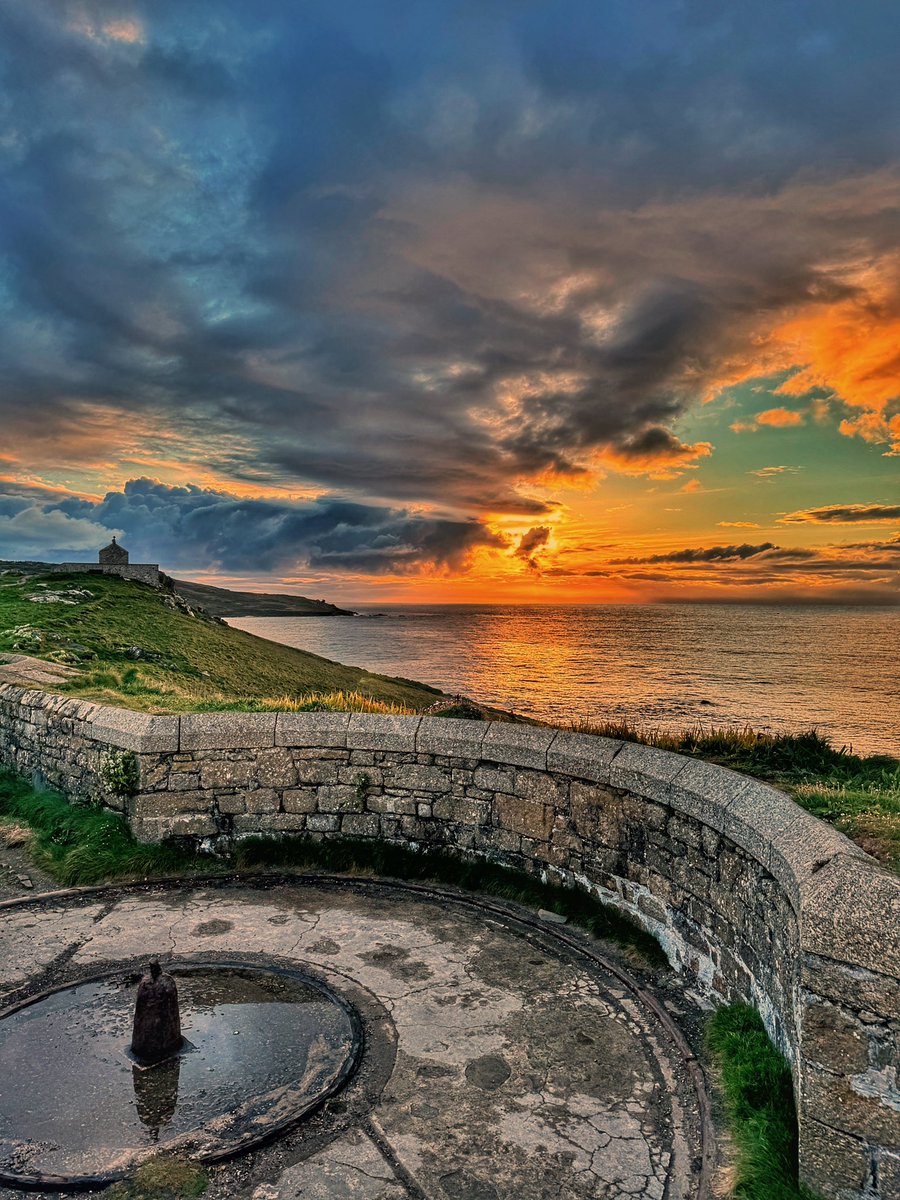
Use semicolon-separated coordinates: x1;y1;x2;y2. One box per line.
0;823;56;901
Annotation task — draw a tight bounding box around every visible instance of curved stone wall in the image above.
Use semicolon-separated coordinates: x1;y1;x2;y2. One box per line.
0;683;897;1199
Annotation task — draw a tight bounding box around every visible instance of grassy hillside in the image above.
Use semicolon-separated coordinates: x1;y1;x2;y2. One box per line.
0;571;441;712
168;577;355;617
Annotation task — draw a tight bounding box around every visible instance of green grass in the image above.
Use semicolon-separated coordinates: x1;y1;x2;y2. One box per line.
790;771;900;871
105;1157;208;1200
0;768;209;886
575;720;900;870
0;571;441;712
706;1004;816;1200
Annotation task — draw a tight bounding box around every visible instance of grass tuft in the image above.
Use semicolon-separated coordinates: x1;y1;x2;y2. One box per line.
706;1004;817;1200
105;1157;208;1200
790;770;900;870
0;769;209;886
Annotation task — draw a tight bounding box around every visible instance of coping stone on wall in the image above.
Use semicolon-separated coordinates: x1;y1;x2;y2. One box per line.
546;731;623;784
87;705;180;753
180;711;276;751
416;716;488;759
275;711;350;748
608;740;690;804
347;713;421;752
666;758;754;832
59;697;103;723
482;722;557;770
769;814;868;906
799;853;900;982
30;692;100;724
720;782;808;874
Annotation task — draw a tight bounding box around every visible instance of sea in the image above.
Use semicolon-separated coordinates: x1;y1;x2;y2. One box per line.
228;604;900;757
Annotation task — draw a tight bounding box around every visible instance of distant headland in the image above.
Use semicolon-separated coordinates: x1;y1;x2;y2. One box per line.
0;541;354;617
169;578;354;618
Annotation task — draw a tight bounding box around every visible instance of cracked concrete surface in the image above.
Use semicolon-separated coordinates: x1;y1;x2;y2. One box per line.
0;880;705;1198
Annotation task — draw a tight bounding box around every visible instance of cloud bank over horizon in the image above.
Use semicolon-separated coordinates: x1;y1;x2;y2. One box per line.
1;477;896;607
0;477;503;574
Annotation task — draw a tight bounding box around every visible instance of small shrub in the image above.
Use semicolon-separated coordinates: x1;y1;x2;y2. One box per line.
100;748;140;797
437;703;485;720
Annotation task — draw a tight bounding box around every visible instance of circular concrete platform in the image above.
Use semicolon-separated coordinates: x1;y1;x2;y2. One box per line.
0;878;711;1199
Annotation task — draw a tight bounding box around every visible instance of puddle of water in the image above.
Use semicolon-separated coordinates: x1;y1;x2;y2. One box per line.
0;965;358;1182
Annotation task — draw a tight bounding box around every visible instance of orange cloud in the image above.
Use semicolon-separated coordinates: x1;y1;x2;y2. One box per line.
750;466;801;478
837;412;900;456
756;407;805;427
773;301;900;412
69;11;145;45
713;255;900;451
732;407;806;432
102;19;144;43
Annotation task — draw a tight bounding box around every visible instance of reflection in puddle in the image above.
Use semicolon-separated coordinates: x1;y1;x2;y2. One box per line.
133;1056;180;1137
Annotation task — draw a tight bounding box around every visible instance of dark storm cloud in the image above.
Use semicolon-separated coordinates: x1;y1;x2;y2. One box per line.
613;543;777;565
618;541;900;578
514;526;551;571
1;0;899;527
782;505;900;524
8;479;502;573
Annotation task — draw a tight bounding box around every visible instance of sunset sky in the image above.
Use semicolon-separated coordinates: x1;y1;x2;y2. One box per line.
1;1;898;604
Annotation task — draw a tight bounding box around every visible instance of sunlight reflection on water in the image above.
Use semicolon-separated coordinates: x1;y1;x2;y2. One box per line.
229;604;899;755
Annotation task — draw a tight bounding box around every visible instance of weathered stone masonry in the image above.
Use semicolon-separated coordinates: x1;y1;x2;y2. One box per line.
0;559;161;587
0;684;898;1199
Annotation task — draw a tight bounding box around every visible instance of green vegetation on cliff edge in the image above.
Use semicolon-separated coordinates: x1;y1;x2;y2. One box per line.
575;719;900;872
0;571;440;711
